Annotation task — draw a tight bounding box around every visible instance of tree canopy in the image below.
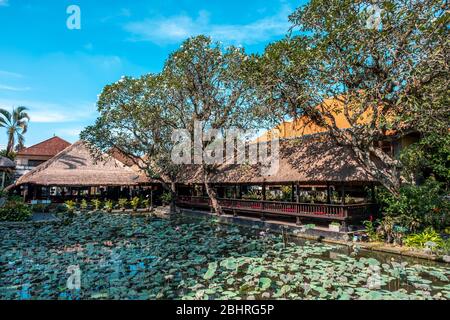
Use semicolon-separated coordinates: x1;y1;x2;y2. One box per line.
248;0;449;194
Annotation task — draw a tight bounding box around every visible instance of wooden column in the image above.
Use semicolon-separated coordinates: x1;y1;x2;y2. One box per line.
341;183;346;204
326;182;331;204
290;183;295;202
370;182;376;203
296;183;300;203
262;183;266;201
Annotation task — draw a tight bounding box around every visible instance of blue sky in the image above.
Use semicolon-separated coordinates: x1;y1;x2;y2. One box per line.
0;0;305;148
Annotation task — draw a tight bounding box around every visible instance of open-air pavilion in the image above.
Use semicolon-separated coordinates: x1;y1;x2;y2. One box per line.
7;141;161;203
175;137;379;230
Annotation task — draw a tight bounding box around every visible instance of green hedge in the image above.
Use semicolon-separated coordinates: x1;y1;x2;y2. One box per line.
0;196;32;222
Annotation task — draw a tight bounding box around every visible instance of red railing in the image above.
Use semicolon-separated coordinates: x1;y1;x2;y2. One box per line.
177;196;373;221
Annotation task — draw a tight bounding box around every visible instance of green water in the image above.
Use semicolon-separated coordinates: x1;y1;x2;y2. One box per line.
0;213;449;300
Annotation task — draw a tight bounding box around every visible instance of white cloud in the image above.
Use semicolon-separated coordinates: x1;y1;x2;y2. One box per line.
0;84;30;91
0;70;23;78
124;6;292;45
55;127;83;138
0;99;96;123
0;0;9;7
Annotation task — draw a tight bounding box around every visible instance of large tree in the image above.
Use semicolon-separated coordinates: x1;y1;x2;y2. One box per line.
250;0;449;194
0;106;30;156
80;74;181;209
160;35;260;213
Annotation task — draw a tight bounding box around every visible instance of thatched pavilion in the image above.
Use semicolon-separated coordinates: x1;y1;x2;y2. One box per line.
7;135;379;228
7;141;158;202
0;156;15;189
175;136;379;229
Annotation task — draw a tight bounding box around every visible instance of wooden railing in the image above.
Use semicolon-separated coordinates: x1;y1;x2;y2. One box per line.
176;195;374;222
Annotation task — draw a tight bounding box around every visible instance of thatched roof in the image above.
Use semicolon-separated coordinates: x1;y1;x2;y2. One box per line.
177;136;377;185
0;156;15;169
11;141;150;187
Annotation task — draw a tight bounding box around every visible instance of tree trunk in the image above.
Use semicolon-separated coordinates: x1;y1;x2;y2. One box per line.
169;182;177;214
203;169;223;215
6;130;14;156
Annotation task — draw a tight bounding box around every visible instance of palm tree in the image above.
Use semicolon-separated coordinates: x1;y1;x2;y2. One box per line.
0;106;30;156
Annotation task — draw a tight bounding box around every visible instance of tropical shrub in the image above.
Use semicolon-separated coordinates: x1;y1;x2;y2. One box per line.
142;199;150;209
0;196;32;222
377;178;450;232
118;198;128;210
404;227;444;249
91;199;102;211
104;200;113;213
363;220;380;242
242;191;260;200
80;199;88;211
64;200;77;214
130;197;140;211
161;192;172;205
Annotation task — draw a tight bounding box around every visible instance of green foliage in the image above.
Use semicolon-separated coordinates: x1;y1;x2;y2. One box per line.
242;190;261;200
378;178;450;232
280;186;293;202
80;199;88;211
440;238;450;255
118;198;128;209
104;200;113;212
404;228;444;250
160;192;172;205
249;0;449;195
363;220;380;242
142;199;150;208
91;199;102;211
0;196;32;222
400;132;450;186
0;106;30;155
130;197;140;211
0;149;15;160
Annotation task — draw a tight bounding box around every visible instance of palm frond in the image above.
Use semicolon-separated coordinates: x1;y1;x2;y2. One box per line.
0;109;12;123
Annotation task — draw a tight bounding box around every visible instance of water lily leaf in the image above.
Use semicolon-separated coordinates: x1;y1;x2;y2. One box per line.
203;262;217;280
259;277;271;290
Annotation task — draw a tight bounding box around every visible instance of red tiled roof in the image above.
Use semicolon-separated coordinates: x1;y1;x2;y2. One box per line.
16;136;71;157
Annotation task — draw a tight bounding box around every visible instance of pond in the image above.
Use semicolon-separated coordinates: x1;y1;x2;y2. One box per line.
0;213;449;300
